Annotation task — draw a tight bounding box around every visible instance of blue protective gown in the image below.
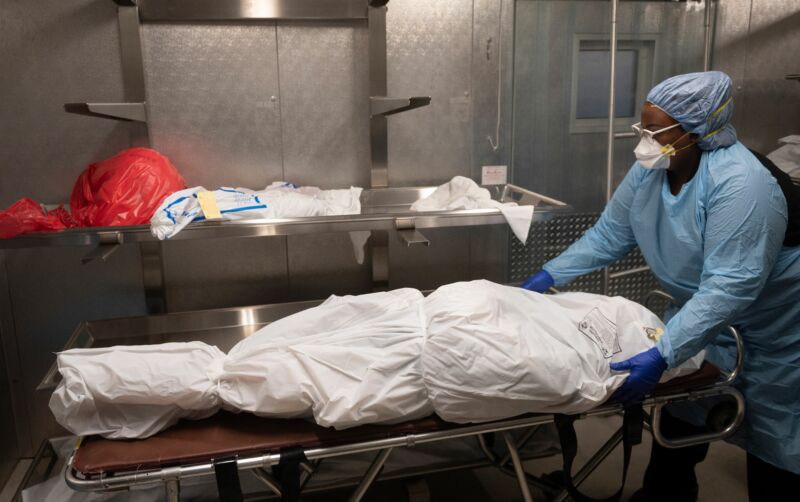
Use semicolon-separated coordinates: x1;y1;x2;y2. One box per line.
544;141;800;473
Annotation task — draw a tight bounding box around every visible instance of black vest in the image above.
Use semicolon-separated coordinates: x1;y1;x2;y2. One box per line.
749;148;800;247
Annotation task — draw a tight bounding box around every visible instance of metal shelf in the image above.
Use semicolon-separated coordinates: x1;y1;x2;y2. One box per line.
0;185;569;250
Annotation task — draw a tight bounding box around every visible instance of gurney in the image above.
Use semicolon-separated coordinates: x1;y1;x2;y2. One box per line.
51;291;746;502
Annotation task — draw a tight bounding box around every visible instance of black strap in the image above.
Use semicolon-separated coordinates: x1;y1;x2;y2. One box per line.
749;148;800;247
213;456;244;502
554;405;644;502
272;447;309;502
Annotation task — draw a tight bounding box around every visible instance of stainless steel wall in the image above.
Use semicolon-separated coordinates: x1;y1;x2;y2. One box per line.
713;0;800;154
0;0;150;467
0;280;20;487
0;0;515;467
512;0;707;212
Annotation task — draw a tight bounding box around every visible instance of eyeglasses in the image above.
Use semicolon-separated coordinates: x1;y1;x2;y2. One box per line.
631;122;681;140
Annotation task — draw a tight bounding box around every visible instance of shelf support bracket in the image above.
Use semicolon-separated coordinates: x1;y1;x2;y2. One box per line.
370;96;431;117
64;102;146;122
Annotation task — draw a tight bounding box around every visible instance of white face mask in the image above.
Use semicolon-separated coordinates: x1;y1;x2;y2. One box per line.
634;135;672;170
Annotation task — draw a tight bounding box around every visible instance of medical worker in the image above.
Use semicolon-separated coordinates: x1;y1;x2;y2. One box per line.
522;71;800;501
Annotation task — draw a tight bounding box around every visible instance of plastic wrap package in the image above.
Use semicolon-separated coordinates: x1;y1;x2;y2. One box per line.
410;176;534;243
220;288;431;428
70;147;186;227
0;198;76;239
50;281;702;439
50;289;429;438
49;342;225;439
150;182;363;239
422;281;704;423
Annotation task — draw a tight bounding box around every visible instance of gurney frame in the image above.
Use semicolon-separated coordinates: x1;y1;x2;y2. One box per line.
63;291;746;502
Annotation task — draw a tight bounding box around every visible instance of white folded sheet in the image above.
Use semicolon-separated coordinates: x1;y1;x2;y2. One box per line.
410;176;534;243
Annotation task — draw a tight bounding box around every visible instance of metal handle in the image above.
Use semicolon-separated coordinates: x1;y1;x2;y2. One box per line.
651;386;745;449
643;290;747;448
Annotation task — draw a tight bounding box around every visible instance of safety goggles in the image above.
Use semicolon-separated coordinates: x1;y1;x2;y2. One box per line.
631;122;681;140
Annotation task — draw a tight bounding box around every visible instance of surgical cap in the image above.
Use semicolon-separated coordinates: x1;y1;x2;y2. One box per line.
646;71;737;151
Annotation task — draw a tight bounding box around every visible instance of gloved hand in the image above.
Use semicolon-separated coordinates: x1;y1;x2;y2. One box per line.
609;347;668;407
520;270;555;293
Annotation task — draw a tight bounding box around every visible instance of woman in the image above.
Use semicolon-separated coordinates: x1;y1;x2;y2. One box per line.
522;71;800;501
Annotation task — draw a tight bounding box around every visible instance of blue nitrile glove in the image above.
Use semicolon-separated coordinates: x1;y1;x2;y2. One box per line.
609;347;668;407
520;270;555;293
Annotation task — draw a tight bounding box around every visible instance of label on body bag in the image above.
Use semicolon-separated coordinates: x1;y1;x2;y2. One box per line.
197;191;223;220
578;308;621;358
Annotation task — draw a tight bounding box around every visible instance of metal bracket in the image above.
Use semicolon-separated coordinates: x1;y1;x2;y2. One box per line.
370;96;431;117
64;102;146;122
81;233;123;264
395;217;430;247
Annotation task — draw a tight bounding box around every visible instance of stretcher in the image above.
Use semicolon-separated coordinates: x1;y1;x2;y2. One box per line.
56;292;746;502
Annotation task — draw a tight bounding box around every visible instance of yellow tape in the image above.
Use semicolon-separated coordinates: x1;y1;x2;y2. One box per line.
197;191;222;220
709;97;733;120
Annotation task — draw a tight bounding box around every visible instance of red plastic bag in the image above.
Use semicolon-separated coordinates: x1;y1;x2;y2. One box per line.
0;198;76;239
70;147;186;227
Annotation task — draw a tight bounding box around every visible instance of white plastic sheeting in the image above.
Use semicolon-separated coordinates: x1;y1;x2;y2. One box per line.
50;289;429;439
49;342;225;438
422;281;703;423
150;182;363;240
219;288;431;428
50;281;702;439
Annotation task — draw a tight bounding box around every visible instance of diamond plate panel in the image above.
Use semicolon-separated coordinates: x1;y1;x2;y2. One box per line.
510;212;664;305
142;23;283;188
510;213;604;293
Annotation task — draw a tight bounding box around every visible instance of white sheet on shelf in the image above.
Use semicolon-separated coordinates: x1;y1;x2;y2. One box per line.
410;176;534;243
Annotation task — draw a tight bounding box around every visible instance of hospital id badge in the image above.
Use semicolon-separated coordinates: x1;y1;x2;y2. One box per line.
578;308;621;359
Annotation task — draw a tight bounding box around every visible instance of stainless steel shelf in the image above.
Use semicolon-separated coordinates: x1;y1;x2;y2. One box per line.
1;185;569;250
125;0;373;21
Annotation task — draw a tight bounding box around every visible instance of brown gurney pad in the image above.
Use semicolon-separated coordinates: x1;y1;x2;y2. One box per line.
653;361;721;395
72;362;723;476
73;412;456;475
